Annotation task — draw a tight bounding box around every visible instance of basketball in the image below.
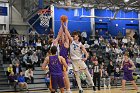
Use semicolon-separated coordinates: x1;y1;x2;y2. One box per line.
60;15;68;23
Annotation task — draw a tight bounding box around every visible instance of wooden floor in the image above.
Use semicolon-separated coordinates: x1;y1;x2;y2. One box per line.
1;87;139;93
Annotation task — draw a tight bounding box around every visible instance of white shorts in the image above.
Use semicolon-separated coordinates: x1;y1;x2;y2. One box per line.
71;59;87;71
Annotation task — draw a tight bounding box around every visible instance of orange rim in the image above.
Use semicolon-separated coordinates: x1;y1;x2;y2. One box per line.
38;9;53;15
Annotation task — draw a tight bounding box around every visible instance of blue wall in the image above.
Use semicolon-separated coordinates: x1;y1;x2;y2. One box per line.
28;7;139;37
95;9;139;36
54;7;91;37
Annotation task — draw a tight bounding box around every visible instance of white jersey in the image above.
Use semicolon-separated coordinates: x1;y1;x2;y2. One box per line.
70;40;83;60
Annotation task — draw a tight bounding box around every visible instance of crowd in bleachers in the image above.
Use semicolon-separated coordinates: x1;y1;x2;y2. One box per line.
0;29;140;90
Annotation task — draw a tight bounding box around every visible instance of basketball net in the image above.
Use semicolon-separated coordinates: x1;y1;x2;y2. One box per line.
38;9;52;28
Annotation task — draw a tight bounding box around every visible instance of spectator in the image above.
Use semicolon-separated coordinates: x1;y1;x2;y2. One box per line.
98;55;104;65
94;39;99;49
91;53;98;64
17;72;28;91
13;63;22;75
23;53;32;69
81;31;87;44
25;68;34;84
101;65;110;88
107;60;114;76
114;65;121;87
7;64;13;76
117;31;123;40
10;52;16;64
0;50;3;64
116;54;123;65
45;72;50;89
128;47;134;58
133;32;139;44
36;39;42;50
84;41;90;50
8;72;18;90
122;36;128;46
48;28;54;39
31;52;38;68
36;49;43;66
21;47;27;55
107;60;114;86
95;30;99;40
99;36;104;44
115;46;122;55
12;57;20;67
136;55;140;70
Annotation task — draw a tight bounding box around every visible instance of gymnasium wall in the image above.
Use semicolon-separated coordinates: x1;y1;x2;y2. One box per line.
95;9;139;36
29;6;139;37
54;7;91;37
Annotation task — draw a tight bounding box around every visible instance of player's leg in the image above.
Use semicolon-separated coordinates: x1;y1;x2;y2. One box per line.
79;60;96;91
97;74;101;90
130;80;138;91
122;79;126;91
72;60;84;93
50;75;58;93
58;75;66;93
93;74;96;87
63;71;71;92
83;68;96;91
74;71;82;90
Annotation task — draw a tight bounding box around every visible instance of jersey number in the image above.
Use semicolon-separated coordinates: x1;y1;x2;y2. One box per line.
73;44;78;50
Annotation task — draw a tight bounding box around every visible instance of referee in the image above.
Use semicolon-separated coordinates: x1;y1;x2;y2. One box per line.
92;60;102;90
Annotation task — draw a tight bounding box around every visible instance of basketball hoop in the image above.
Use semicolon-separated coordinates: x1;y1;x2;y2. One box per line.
38;9;53;28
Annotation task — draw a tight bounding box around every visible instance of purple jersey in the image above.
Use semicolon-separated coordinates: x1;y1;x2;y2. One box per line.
122;60;133;81
122;60;133;74
48;55;63;76
59;44;69;59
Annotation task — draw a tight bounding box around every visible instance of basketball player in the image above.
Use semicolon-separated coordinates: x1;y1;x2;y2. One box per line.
51;17;71;93
121;53;139;92
63;23;96;93
42;46;68;93
58;26;71;93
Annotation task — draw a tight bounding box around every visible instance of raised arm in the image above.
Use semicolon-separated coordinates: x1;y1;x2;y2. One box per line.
64;33;70;48
53;26;63;46
62;21;73;42
42;57;49;70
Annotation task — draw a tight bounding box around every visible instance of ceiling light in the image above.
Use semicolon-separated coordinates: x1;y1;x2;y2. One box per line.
124;0;129;2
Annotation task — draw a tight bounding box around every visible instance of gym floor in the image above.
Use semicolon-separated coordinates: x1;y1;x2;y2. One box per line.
1;86;139;93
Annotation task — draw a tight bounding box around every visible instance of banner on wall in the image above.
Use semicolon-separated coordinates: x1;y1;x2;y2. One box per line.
0;6;7;16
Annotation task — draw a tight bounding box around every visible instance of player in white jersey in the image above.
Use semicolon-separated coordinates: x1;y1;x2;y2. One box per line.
63;22;96;93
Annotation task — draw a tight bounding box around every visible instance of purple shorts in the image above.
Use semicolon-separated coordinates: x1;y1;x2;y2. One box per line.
50;75;65;90
123;73;133;81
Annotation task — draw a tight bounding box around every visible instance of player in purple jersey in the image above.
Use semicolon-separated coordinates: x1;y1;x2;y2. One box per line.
42;46;68;93
121;53;139;92
58;34;71;93
51;16;71;93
